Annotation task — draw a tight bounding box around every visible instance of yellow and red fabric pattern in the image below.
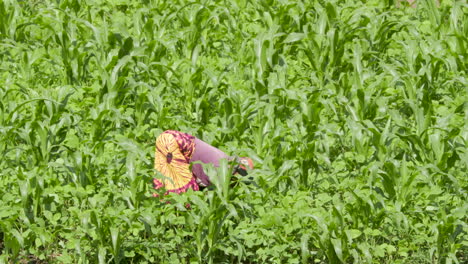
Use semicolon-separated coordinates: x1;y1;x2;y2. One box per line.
153;130;199;195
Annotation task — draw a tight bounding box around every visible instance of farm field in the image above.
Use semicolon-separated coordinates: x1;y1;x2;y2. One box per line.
0;0;467;263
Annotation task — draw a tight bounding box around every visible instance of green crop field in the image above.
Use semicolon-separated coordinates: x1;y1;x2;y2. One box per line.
0;0;467;263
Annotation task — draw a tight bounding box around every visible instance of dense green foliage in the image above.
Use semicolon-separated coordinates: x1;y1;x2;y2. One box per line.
0;0;467;263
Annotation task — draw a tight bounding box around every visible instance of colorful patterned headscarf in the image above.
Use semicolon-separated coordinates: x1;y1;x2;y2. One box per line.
153;130;199;194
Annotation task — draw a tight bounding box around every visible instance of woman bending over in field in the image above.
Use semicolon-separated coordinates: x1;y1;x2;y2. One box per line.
153;130;254;195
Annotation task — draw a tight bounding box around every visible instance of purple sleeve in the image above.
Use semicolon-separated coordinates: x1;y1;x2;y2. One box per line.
190;138;229;187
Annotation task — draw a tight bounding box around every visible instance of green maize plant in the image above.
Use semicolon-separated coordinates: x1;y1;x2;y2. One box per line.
0;0;466;263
